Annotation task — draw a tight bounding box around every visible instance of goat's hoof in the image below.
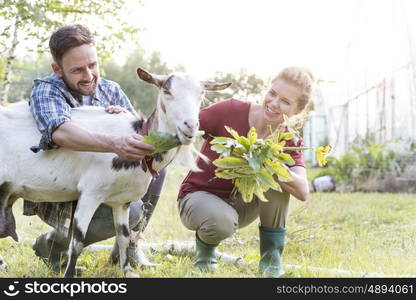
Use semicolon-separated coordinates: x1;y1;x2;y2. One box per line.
135;248;158;269
63;266;86;278
125;270;140;278
74;266;86;277
109;253;118;265
0;256;7;272
0;264;7;273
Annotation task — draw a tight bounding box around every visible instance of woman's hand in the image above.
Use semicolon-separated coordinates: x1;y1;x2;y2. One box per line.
276;166;309;201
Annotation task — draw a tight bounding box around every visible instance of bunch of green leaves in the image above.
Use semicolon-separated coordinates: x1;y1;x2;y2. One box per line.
211;126;309;203
142;131;181;154
142;130;205;154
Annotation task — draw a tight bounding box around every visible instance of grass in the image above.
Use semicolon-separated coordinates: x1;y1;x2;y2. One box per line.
1;166;416;278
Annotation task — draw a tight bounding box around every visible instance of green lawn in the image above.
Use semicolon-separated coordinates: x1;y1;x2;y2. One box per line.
1;166;416;278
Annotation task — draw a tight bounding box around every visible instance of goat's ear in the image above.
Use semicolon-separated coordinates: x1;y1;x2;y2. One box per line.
137;68;166;88
202;81;232;91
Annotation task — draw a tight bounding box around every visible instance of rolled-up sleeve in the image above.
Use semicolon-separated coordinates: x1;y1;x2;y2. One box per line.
30;81;72;149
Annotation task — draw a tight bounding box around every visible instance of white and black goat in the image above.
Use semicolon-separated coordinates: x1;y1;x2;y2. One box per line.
0;68;231;277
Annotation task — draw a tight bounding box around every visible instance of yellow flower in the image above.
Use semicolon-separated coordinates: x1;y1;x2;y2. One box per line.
315;145;331;167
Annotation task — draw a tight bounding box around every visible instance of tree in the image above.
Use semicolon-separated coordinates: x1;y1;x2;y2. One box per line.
2;46;180;112
203;69;267;107
6;55;52;102
102;47;185;116
0;0;140;104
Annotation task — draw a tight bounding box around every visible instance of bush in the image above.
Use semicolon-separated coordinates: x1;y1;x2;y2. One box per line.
315;138;416;192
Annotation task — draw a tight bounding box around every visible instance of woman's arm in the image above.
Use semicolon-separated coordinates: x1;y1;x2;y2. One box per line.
277;166;309;201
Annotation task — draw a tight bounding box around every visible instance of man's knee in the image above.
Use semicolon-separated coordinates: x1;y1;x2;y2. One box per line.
83;200;143;245
128;200;143;229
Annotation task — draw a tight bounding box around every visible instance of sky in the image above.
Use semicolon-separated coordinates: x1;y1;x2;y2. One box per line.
121;0;416;89
7;0;416;106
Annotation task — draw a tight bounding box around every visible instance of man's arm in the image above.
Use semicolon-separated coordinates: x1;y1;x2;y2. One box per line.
52;122;154;161
30;80;154;160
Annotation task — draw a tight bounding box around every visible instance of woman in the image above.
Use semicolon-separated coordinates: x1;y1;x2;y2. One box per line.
177;66;316;277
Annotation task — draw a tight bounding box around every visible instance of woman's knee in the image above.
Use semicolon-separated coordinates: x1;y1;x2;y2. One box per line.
259;190;291;228
178;191;239;244
198;215;237;244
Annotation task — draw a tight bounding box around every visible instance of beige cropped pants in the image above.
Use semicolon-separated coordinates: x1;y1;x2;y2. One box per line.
178;189;290;245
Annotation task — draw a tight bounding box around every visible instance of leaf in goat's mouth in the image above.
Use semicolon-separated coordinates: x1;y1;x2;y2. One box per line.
142;131;181;154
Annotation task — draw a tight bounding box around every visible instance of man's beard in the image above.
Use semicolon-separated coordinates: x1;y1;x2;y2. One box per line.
62;73;98;96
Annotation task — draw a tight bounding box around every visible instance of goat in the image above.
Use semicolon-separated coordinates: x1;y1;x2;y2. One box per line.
0;68;231;277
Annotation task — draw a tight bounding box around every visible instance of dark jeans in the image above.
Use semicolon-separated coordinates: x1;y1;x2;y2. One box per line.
34;168;167;267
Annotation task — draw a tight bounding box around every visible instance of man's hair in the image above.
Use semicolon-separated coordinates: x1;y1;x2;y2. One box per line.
49;24;95;64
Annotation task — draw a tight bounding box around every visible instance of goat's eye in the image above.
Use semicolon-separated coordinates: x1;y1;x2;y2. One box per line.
163;89;172;96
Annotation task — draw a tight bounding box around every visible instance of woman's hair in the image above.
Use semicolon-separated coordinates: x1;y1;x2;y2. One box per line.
272;66;317;130
49;24;95;64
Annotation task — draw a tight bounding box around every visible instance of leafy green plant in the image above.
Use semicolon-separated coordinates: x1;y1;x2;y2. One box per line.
319;139;416;192
142;130;205;154
142;131;181;154
211;125;328;203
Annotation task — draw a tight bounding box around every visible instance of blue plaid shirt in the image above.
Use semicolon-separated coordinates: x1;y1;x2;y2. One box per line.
30;73;138;150
24;74;139;235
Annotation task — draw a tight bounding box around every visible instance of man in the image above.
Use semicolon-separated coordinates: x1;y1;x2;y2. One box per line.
24;24;165;273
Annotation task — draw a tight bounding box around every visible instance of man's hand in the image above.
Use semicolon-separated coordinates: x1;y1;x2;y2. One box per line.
113;133;155;161
105;105;127;114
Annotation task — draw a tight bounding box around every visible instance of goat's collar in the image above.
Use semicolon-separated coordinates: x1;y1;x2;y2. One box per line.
141;118;149;136
141;119;159;178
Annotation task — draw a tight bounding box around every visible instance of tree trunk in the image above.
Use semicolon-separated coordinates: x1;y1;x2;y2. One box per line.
1;16;20;105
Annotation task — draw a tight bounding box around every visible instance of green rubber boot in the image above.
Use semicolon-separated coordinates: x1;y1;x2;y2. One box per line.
195;233;218;271
259;226;286;278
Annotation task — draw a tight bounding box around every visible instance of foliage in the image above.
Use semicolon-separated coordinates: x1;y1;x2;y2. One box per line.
142;131;181;154
211;125;323;203
0;0;140;57
5;56;52;102
3;47;178;113
315;145;332;167
0;0;140;103
203;69;267;107
318;139;416;192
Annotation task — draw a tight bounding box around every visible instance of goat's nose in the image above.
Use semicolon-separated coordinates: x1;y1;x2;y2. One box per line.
184;120;199;132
